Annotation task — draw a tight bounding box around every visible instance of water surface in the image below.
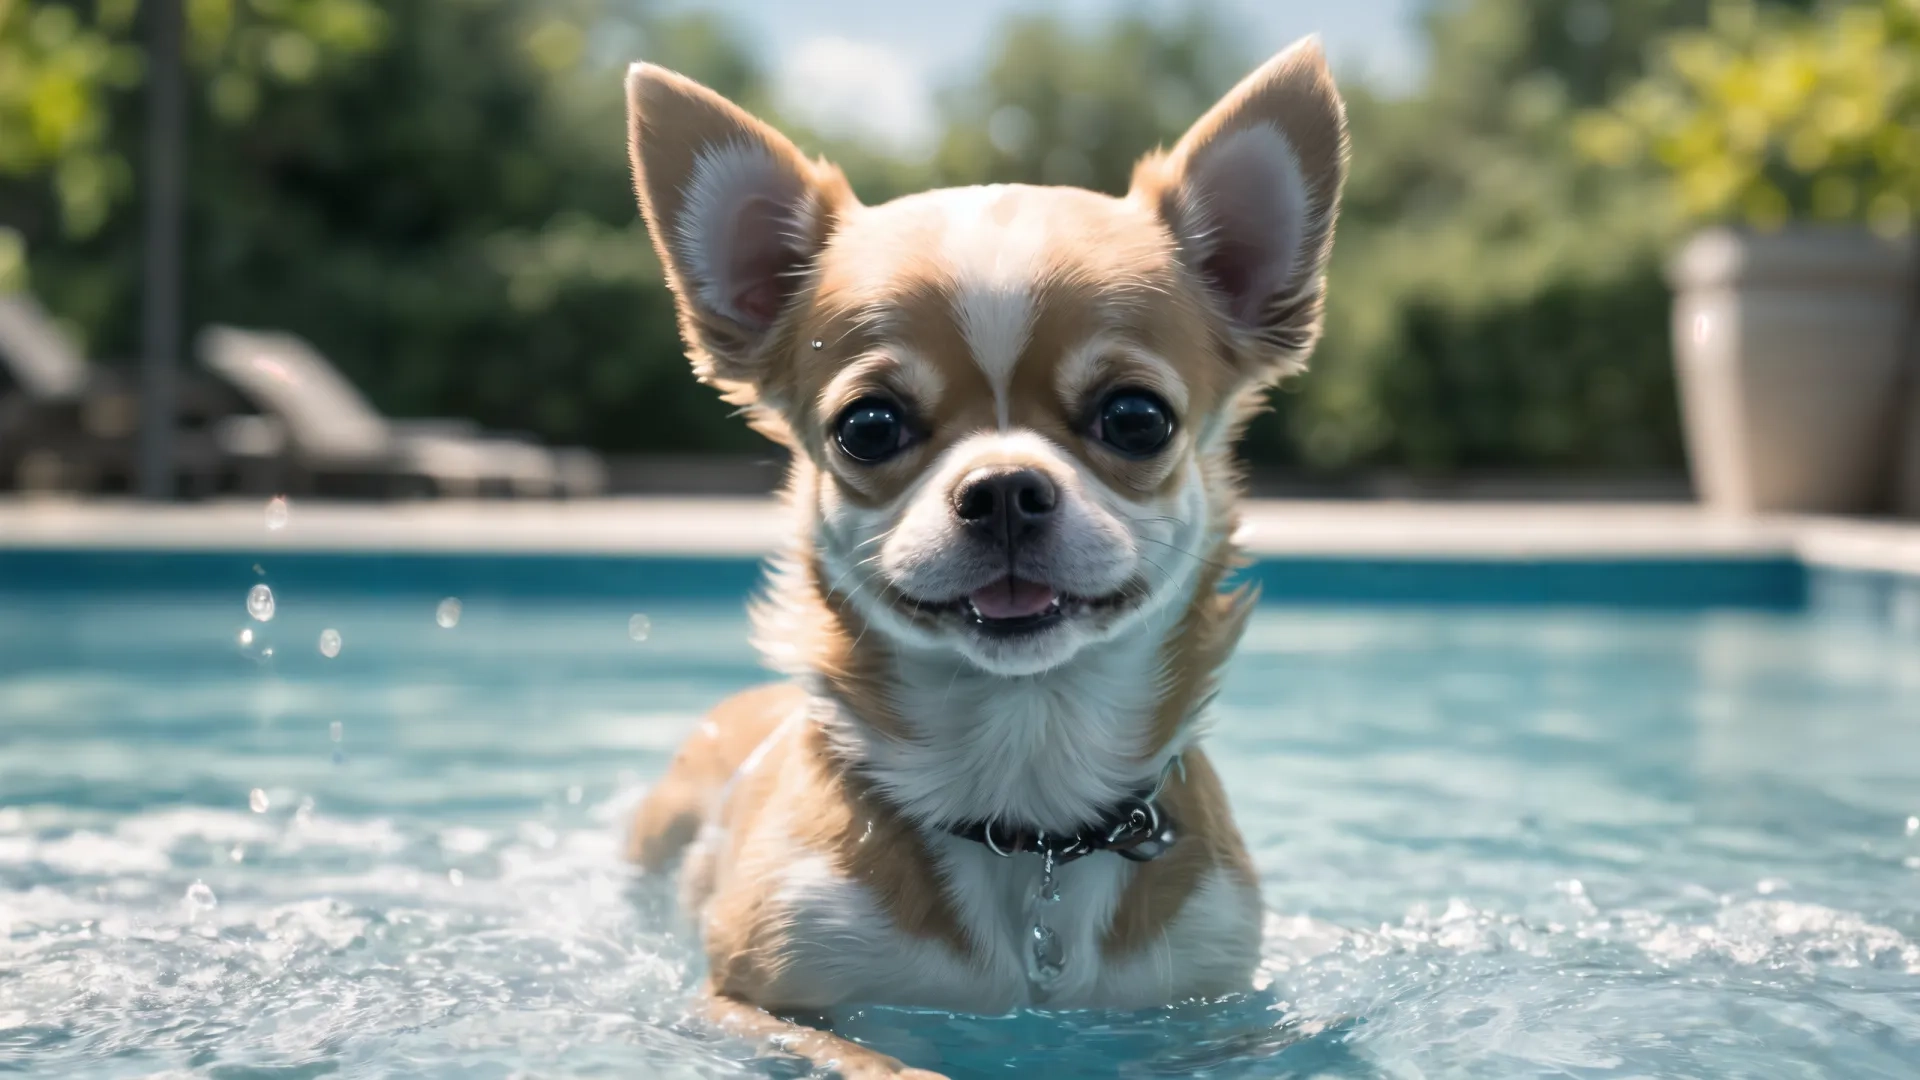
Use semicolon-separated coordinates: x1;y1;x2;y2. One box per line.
2;588;1918;1077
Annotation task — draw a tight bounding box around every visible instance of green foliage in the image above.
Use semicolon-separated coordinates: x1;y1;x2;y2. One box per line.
0;0;383;273
1366;270;1681;469
1;0;774;452
927;12;1249;195
893;2;1693;473
0;0;135;291
1578;0;1920;233
1254;0;1697;471
0;0;1763;475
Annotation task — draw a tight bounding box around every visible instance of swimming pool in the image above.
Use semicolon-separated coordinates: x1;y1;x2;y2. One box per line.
3;555;1918;1078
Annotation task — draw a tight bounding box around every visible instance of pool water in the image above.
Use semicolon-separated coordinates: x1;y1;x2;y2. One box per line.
3;585;1919;1078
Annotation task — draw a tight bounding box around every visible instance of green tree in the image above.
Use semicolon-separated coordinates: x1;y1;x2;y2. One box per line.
0;0;385;300
928;11;1248;195
0;1;788;454
896;2;1709;475
2;0;1789;477
1268;0;1722;473
1577;0;1920;233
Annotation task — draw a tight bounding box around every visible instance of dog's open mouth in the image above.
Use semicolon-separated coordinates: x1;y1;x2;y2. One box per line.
963;577;1061;636
905;577;1136;637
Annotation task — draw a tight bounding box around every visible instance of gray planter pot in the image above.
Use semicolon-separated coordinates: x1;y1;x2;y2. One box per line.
1668;226;1913;515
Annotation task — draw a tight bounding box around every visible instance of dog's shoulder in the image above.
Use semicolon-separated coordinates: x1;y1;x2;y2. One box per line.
628;682;801;868
1103;747;1260;959
700;716;978;1007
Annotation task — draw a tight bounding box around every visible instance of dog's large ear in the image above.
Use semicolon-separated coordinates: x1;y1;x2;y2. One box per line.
627;64;855;394
1129;38;1347;376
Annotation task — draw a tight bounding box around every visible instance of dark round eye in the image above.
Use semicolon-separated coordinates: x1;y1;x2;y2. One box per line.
834;398;911;463
1094;390;1175;457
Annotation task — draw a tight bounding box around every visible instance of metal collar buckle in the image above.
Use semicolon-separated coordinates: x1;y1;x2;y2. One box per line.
955;757;1182;865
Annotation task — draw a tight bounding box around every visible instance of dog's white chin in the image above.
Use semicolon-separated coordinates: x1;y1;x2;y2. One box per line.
832;548;1175;677
873;590;1165;676
951;619;1096;676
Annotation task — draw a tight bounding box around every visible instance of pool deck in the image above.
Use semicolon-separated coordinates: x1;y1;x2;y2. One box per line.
3;496;1919;577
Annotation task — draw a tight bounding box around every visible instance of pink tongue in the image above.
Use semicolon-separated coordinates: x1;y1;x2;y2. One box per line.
968;578;1058;620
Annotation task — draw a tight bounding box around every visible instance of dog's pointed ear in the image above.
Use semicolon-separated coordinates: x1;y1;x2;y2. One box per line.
627;63;856;392
1129;37;1348;375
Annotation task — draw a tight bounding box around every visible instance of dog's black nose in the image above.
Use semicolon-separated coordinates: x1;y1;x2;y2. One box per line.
954;467;1057;547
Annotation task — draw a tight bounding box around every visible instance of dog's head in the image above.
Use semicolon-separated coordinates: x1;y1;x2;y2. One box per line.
628;42;1346;677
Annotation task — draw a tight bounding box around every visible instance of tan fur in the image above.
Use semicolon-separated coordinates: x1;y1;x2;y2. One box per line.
635;657;967;996
1103;748;1257;959
642;566;1255;970
625;63;856;440
1128;38;1349;375
792;195;1229;511
700;717;971;988
623;36;1347;1078
653;535;1261;989
704;993;944;1080
627;682;801;870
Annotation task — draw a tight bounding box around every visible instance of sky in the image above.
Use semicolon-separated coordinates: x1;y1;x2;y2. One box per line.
659;0;1426;156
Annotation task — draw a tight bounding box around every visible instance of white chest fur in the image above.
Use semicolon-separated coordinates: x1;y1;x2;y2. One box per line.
829;606;1188;835
741;829;1261;1014
731;589;1261;1012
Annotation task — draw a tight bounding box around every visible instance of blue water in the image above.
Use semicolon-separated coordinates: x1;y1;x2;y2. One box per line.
3;585;1919;1078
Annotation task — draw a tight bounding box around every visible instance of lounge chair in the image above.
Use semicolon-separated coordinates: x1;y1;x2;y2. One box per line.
0;294;234;495
197;325;605;499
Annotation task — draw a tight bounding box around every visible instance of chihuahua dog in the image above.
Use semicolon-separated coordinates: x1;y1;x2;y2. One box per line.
626;36;1346;1078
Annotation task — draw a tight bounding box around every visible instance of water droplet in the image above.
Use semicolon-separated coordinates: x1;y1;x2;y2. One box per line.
293;797;315;828
565;785;583;805
628;614;651;642
229;846;245;863
248;788;269;814
436;597;462;629
810;338;824;351
253;563;265;576
447;868;465;887
183;881;217;913
1027;922;1065;984
1908;816;1918;836
1034;849;1061;904
329;720;343;742
261;646;274;658
246;584;275;622
264;495;289;531
237;628;254;648
318;628;342;658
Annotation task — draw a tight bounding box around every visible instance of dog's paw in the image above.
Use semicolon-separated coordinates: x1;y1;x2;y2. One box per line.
831;1061;946;1080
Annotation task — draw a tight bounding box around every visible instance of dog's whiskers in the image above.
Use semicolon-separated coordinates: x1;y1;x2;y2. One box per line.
1136;551;1176;585
1137;535;1236;574
822;556;880;600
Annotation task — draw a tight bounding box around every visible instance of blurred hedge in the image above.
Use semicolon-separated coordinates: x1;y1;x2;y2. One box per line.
2;0;1796;473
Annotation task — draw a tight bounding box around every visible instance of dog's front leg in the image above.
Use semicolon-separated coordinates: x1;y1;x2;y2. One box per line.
702;990;948;1079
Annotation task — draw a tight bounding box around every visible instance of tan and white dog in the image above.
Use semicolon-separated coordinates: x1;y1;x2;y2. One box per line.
625;37;1346;1079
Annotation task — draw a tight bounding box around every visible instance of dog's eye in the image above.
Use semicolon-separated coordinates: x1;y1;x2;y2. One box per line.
834;398;911;463
1093;390;1175;458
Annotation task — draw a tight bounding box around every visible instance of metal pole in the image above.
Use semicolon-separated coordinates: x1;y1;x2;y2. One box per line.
139;0;184;500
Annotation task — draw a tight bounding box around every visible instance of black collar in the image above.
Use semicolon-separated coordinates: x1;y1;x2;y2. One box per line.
945;779;1179;865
